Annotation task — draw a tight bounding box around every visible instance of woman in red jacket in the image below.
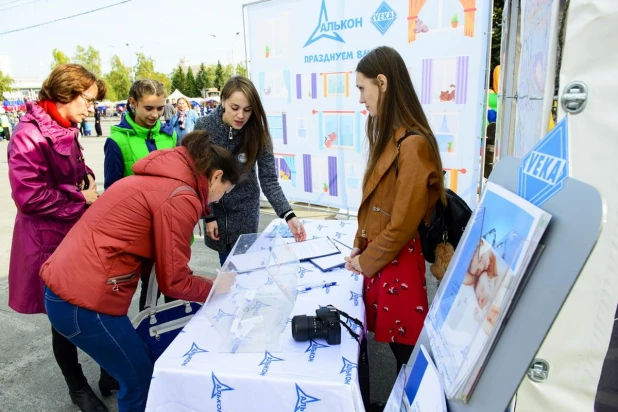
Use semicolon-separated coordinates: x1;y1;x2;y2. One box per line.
40;130;242;412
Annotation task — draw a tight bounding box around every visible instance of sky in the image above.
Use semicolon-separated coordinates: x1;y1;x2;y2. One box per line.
0;0;250;78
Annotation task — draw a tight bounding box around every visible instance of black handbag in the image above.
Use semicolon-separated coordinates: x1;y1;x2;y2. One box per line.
417;188;471;263
397;132;472;263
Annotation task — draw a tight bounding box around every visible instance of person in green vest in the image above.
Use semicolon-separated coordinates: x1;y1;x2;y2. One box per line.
104;79;177;189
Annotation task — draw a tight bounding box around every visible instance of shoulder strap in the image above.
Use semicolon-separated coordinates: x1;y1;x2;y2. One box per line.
396;130;419;175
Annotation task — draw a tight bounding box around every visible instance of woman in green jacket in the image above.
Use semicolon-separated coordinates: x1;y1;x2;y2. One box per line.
104;79;177;189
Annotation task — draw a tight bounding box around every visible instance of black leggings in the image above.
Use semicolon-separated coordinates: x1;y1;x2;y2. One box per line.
51;326;87;391
389;342;414;375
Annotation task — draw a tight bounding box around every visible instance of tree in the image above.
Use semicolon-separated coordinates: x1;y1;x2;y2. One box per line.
73;45;102;77
491;3;504;81
214;60;225;91
235;62;248;78
223;64;234;81
206;65;216;89
170;66;185;94
51;48;71;69
134;53;171;93
195;63;210;94
104;55;131;102
0;70;14;96
185;67;198;97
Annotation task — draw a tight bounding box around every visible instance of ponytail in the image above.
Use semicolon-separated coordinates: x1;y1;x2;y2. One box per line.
181;130;242;184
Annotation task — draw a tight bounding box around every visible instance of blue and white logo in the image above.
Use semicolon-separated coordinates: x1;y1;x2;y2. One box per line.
265;277;275;286
181;342;208;367
251;300;271;316
340;357;358;385
346;317;361;337
350;291;362;306
339;221;353;228
258;351;285;376
305;339;329;362
213;309;234;324
304;0;363;47
334;232;344;239
298;267;314;279
517;117;569;206
350;272;359;281
371;1;397;35
211;372;234;409
294;383;320;411
235;283;251;291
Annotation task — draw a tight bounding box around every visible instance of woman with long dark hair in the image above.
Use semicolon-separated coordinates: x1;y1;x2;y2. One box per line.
344;47;446;408
195;76;307;265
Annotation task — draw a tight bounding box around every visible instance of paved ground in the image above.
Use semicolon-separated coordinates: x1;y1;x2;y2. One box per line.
0;127;440;411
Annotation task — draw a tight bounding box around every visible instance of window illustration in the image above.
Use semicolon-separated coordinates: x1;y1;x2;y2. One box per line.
274;153;296;186
315;110;363;153
259;12;291;59
419;0;462;32
297;118;307;138
430;112;459;153
259;71;291;103
407;0;477;41
321;72;351;97
296;73;317;99
267;113;287;144
323;113;354;149
421;56;469;105
302;154;338;197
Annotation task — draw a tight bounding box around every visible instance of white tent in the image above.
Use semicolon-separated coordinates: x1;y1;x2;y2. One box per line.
168;89;188;100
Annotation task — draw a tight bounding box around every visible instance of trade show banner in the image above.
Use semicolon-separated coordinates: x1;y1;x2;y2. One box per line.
245;0;491;209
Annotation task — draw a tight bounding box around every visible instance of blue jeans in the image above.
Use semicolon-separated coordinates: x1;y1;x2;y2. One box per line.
218;246;232;266
44;286;153;412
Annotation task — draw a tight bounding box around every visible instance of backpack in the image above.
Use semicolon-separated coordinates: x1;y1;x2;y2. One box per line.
397;131;472;264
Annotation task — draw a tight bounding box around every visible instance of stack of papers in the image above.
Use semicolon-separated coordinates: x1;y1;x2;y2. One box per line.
425;182;552;402
384;345;447;412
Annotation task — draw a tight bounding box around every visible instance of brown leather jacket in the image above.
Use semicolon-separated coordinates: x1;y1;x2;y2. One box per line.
354;127;442;277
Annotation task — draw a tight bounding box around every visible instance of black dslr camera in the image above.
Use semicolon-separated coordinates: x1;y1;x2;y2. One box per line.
292;304;341;345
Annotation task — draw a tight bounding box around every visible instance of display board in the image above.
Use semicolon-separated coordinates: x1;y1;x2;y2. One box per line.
244;0;492;209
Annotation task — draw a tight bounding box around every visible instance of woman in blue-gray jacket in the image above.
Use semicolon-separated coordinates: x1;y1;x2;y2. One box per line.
172;97;198;142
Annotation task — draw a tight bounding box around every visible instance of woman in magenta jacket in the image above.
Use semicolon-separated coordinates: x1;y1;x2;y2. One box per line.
7;64;109;412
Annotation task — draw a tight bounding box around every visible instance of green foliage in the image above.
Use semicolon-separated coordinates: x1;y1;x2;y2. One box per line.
0;70;14;96
51;48;70;69
104;55;131;101
170;66;186;94
214;61;226;91
185;67;198;97
73;45;102;77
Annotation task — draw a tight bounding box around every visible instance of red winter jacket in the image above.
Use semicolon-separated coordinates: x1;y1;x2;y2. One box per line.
40;146;213;316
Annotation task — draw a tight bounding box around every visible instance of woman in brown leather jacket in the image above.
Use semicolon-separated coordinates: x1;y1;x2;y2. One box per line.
345;46;446;378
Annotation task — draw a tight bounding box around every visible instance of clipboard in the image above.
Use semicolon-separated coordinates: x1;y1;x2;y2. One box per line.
286;236;341;261
309;240;353;272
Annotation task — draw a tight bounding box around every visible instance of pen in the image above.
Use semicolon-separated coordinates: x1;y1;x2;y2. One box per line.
296;281;337;292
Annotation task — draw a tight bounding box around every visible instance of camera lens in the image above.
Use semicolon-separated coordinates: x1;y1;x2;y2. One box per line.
291;315;323;342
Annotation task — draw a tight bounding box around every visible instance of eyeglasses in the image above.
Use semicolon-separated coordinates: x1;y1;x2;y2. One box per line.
81;94;96;107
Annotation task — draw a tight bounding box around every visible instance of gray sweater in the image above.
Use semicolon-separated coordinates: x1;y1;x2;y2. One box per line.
194;105;292;252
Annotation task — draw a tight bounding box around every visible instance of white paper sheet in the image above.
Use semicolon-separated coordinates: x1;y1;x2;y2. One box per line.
286;236;340;261
403;345;447;412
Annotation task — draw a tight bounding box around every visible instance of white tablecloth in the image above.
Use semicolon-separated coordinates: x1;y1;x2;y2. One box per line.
146;219;366;412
